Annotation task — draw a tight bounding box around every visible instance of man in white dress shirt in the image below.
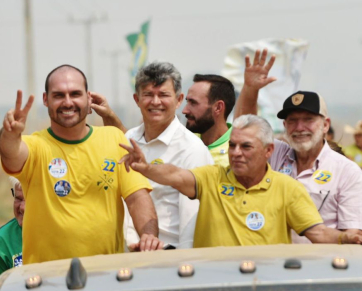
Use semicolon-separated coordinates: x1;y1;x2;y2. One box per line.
124;62;214;249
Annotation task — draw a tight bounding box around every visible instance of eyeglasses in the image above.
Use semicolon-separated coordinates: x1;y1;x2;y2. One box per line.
11;188;14;197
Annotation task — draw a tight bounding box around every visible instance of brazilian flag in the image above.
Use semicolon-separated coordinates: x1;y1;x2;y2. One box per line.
126;21;150;89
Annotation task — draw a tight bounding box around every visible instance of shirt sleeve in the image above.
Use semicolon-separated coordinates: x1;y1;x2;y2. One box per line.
190;165;219;201
117;133;152;200
0;238;11;275
336;161;362;229
0;257;9;275
286;180;323;235
1;135;40;200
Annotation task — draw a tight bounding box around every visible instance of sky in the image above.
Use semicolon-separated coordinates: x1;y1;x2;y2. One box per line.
0;0;361;143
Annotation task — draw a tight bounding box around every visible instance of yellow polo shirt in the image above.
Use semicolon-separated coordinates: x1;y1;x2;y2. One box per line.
191;164;322;248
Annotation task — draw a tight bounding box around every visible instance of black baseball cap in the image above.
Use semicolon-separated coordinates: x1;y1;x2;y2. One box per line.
277;91;328;119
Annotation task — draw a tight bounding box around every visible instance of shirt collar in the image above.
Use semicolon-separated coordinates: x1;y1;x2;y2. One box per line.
313;140;331;169
226;163;274;191
130;116;180;146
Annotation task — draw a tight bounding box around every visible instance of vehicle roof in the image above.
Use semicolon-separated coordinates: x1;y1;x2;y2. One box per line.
1;244;362;290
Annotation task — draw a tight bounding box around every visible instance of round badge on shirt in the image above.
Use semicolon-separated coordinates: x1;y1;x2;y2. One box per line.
312;170;332;185
246;211;265;231
48;158;67;178
151;158;164;165
355;154;362;163
218;183;235;199
54;180;71;197
278;161;292;175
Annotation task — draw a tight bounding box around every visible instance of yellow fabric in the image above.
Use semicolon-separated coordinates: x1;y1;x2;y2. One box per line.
6;126;151;264
195;123;231;167
344;144;362;168
208;142;229;167
191;164;322;248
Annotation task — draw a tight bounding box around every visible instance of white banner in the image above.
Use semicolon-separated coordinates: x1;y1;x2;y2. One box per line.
222;38;309;132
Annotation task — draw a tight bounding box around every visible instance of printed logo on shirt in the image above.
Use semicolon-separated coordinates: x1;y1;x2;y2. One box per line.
98;157;117;191
151;158;164;165
12;253;22;268
54;180;71;197
102;158;117;174
48;158;67;178
278;160;293;175
246;212;265;231
312;170;332;185
97;173;114;191
218;183;235;199
98;158;117;191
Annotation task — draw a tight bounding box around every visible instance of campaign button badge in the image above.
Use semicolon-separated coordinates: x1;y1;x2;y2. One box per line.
246;211;265;231
278;161;292;175
54;180;71;197
49;158;67;178
312;170;332;185
13;253;22;268
218;183;235;199
151;158;164;165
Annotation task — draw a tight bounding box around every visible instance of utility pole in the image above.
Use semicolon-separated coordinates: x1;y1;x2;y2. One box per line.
102;49;125;103
24;0;36;132
69;13;107;89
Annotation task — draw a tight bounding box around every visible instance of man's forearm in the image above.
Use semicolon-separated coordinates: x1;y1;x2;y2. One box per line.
306;226;340;243
305;224;362;244
102;112;127;133
126;189;159;237
140;164;196;198
0;129;28;173
234;84;259;119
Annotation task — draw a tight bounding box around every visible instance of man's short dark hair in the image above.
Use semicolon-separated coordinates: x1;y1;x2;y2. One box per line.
193;74;235;120
45;64;88;93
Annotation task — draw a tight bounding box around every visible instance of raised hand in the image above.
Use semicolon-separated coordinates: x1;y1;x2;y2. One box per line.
119;139;148;173
89;92;111;117
244;48;277;89
3;90;34;134
91;91;127;133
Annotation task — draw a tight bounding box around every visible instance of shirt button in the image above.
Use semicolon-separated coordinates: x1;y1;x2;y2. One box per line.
243;201;246;204
266;178;270;183
246;191;249;194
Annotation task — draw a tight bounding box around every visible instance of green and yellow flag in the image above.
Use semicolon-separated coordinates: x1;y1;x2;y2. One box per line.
126;21;150;89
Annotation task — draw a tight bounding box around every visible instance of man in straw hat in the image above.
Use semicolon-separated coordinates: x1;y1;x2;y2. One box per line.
344;120;362;168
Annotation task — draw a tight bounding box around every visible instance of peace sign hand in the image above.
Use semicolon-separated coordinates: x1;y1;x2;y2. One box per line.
119;138;149;174
3;90;34;135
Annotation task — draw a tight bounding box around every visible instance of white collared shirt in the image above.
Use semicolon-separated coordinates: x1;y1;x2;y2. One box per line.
124;116;214;248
